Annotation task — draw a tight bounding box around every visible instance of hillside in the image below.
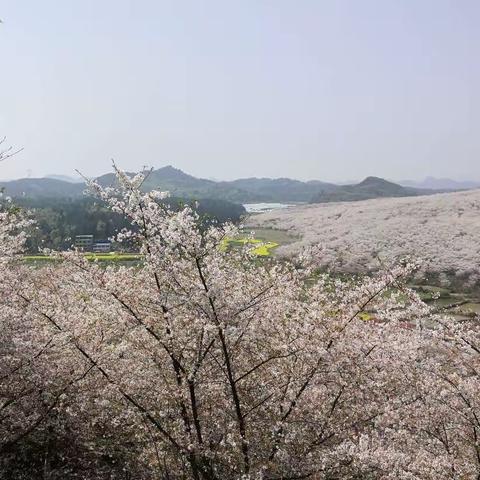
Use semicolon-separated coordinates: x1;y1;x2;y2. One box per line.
310;176;430;203
247;189;480;289
138;167;265;202
225;177;338;202
400;176;480;190
0;178;84;198
45;174;84;183
96;166;333;202
0;166;458;203
18;195;246;252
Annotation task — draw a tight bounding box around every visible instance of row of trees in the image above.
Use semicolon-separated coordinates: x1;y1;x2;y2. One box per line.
1;168;480;479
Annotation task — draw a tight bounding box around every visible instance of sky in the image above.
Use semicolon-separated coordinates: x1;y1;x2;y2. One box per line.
0;0;479;182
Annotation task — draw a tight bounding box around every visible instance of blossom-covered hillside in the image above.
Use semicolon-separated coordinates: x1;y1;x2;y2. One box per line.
248;189;480;287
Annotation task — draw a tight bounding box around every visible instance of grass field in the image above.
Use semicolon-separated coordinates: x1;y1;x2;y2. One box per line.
23;253;143;263
220;238;279;256
220;227;298;256
240;227;299;245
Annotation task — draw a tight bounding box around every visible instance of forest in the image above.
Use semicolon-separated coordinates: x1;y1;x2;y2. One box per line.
11;196;246;252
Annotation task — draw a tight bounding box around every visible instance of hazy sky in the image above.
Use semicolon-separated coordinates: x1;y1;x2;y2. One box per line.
1;1;479;182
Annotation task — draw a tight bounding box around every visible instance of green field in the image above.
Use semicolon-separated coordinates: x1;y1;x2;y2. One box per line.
23;253;143;263
221;237;279;256
22;228;297;262
240;227;299;245
220;227;299;256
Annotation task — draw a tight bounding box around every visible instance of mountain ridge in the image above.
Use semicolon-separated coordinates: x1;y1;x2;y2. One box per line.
0;166;470;203
399;176;480;191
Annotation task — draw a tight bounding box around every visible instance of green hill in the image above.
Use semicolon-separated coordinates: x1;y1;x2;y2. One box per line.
1;168;443;204
310;176;433;203
95;166;263;203
0;178;84;198
225;177;338;202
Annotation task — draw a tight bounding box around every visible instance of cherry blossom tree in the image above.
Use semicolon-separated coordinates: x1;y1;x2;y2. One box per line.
0;136;23;164
1;167;479;479
248;190;480;290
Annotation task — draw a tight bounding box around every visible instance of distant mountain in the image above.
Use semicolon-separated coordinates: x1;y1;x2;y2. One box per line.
0;166;451;204
95;165;336;202
45;174;84;183
0;178;84;198
226;177;338;202
399;177;480;191
95;166;263;202
310;177;433;203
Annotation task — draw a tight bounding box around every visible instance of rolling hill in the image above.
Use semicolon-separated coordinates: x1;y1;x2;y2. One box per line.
224;177;338;202
399;176;480;191
0;166;467;203
310;176;433;203
247;188;480;290
0;178;84;198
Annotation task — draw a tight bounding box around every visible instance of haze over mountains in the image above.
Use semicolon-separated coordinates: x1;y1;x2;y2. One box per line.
310;177;429;203
399;177;480;191
1;166;478;204
45;174;84;184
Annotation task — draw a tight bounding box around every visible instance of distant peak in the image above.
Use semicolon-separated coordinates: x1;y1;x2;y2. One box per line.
151;165;193;179
157;165;187;174
45;174;83;184
358;176;392;186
